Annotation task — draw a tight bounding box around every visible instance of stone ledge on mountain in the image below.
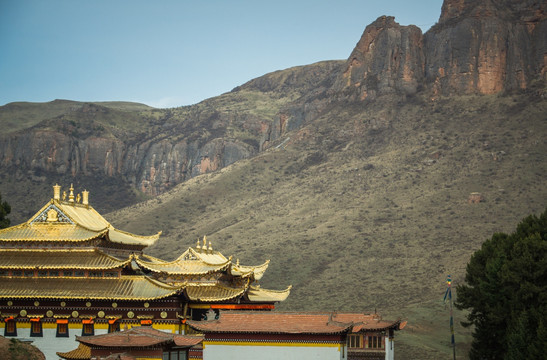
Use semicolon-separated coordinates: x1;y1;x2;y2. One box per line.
333;16;425;101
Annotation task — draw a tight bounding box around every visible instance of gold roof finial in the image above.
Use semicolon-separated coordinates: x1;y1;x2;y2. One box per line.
68;184;75;203
236;258;240;267
53;184;61;201
203;236;207;250
208;240;213;253
82;189;89;206
62;191;67;201
196;237;201;251
76;193;81;203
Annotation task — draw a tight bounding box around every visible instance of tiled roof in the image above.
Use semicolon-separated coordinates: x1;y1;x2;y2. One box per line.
0;223;106;242
231;260;270;280
134;254;230;275
76;326;203;348
187;312;354;334
57;343;91;360
0;198;160;247
246;285;291;302
0;248;130;270
331;313;402;332
178;248;229;265
0;276;183;300
184;283;247;302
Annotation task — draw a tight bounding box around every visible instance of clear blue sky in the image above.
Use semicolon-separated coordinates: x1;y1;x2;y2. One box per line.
1;0;443;108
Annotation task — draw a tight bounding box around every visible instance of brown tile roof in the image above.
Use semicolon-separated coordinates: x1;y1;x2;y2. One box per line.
187;312;354;334
331;313;403;332
76;327;202;348
0;248;130;270
57;343;91;360
0;276;183;300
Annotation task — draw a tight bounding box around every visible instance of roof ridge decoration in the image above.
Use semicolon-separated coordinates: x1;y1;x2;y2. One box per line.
29;203;74;225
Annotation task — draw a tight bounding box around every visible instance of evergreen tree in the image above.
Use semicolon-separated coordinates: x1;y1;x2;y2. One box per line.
0;192;11;229
455;208;547;359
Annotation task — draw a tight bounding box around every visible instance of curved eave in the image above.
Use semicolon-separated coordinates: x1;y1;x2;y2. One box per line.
246;285;292;302
56;343;91;360
353;319;403;332
231;260;270;280
107;227;161;247
184;284;247;302
0;223;108;242
0;276;184;301
135;256;230;275
0;249;131;270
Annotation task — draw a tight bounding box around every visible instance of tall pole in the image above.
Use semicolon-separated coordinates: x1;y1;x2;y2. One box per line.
444;274;456;360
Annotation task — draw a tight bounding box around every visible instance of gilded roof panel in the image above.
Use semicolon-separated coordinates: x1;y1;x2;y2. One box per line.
0;249;130;270
135;254;229;275
178;248;228;265
108;228;160;247
0;223;104;242
1;198;161;246
231;260;270;280
0;276;182;300
246;285;292;302
185;284;246;302
54;202;110;232
57;343;91;360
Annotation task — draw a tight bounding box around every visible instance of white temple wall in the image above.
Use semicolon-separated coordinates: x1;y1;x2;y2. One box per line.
203;343;347;360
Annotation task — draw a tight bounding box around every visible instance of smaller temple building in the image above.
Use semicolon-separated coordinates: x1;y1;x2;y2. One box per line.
187;311;404;360
57;326;203;360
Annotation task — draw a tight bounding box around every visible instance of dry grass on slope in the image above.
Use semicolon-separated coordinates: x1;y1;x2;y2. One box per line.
107;92;546;359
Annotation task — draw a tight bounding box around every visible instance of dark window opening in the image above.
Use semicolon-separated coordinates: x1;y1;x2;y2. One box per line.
30;319;43;337
4;320;17;337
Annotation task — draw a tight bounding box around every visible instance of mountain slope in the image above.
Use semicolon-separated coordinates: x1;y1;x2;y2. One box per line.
108;90;546;358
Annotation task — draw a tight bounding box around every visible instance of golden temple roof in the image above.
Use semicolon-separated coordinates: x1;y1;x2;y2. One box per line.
142;241;270;280
57;343;91;360
231;260;270;280
0;185;160;247
184;283;247;302
0;275;183;300
135;253;230;275
246;285;292;302
0;249;130;270
0;223;106;242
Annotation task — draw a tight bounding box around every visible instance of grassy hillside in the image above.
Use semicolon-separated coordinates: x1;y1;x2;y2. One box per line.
107;90;546;359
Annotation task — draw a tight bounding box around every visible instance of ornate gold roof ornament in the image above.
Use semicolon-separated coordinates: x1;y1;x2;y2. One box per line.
236;259;240;267
82;190;89;206
53;184;61;201
68;184;75;203
76;194;81;204
202;236;207;252
208;241;213;253
196;238;201;251
46;208;59;222
62;191;67;201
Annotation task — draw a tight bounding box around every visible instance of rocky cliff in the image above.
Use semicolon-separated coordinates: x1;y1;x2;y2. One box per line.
1;0;545;222
334;0;546;99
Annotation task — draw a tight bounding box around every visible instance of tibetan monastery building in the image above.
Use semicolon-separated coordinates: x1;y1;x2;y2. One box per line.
0;184;290;359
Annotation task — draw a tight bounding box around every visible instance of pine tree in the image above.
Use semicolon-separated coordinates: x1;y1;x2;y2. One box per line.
455;208;547;359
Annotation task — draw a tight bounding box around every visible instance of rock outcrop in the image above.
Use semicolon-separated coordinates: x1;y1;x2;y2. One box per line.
333;0;546;99
333;16;425;100
425;0;547;95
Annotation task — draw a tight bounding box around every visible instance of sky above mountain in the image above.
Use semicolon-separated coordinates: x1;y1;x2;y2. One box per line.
1;0;442;108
